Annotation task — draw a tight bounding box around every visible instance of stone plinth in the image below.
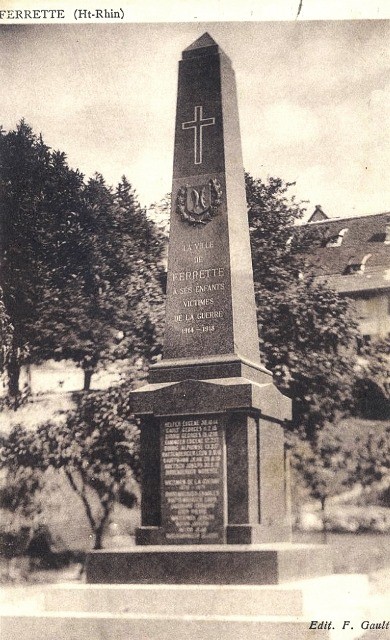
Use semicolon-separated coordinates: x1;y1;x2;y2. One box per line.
44;575;370;624
0;615;331;640
86;543;331;585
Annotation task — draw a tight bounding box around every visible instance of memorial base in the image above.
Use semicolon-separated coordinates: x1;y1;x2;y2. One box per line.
0;574;370;640
131;366;293;548
85;543;332;585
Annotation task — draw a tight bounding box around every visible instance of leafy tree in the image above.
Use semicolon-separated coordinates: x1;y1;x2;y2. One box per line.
0;425;46;541
0;122;85;403
147;192;171;237
349;426;390;489
107;176;166;371
0;121;46;403
259;281;359;439
0;467;44;525
364;336;390;400
38;387;140;549
246;173;359;442
354;336;390;419
0;387;140;550
0;286;13;377
32;173;165;390
287;424;355;512
1;122;165;398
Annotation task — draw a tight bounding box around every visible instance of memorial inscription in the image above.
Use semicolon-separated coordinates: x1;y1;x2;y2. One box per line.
164;200;234;358
160;415;225;544
171;256;227;337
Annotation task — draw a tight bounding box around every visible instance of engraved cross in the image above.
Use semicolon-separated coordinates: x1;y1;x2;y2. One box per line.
182;105;215;165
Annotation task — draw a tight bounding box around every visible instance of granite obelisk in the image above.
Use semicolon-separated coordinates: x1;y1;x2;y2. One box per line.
164;32;261;363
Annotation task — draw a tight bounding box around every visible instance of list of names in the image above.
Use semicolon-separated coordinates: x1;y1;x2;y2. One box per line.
160;416;224;543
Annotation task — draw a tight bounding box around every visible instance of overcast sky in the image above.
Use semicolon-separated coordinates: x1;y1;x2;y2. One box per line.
1;20;389;218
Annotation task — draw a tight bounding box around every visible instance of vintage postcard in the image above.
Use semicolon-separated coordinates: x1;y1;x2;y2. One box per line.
1;1;389;639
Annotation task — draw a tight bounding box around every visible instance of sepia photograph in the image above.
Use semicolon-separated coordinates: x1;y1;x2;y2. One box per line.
0;6;389;639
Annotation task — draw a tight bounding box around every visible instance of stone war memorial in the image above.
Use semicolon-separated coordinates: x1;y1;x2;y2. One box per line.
2;33;369;640
88;31;331;583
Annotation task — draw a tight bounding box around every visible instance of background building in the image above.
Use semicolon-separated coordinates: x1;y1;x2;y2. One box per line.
303;207;390;341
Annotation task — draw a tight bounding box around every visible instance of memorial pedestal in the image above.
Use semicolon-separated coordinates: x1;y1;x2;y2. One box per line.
130;357;292;548
86;359;334;588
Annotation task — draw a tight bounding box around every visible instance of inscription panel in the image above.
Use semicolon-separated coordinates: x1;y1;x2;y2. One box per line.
164;173;234;359
160;415;225;544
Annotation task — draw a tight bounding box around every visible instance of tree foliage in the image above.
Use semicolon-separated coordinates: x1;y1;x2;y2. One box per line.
363;336;390;399
0;121;87;400
32;172;165;390
0;286;13;376
0;122;165;400
0;121;51;402
147;192;171;238
0;387;140;549
354;336;390;419
246;173;359;441
349;425;390;489
0;425;45;533
287;425;353;511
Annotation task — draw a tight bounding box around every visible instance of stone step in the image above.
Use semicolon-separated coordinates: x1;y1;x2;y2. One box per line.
1;611;330;640
0;575;370;640
44;583;303;616
43;575;368;618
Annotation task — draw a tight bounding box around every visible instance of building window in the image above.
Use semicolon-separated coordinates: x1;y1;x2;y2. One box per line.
360;253;372;273
385;218;390;244
326;228;348;247
344;253;372;275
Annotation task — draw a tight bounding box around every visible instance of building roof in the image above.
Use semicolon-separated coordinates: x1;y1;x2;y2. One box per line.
315;272;390;294
301;210;390;295
307;205;328;223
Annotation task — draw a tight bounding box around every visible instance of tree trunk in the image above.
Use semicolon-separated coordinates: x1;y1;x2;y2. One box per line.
284;448;293;530
7;356;21;410
25;363;32;393
93;502;112;550
83;369;93;391
320;495;328;543
93;526;104;550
